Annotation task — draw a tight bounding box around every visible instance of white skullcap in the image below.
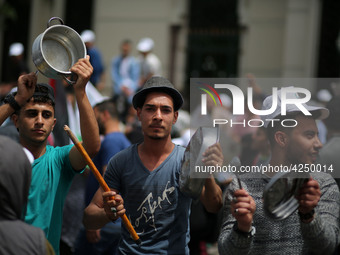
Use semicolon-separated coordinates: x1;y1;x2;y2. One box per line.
317;89;332;103
81;30;96;43
137;37;154;52
219;93;232;108
9;42;24;56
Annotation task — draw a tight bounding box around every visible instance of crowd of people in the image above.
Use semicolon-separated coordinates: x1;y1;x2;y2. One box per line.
0;33;340;255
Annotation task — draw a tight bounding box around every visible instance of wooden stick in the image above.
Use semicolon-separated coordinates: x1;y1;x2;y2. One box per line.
64;125;141;245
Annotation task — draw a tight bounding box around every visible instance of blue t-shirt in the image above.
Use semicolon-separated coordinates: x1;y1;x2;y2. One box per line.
88;47;104;86
24;145;76;254
86;132;131;206
104;144;192;255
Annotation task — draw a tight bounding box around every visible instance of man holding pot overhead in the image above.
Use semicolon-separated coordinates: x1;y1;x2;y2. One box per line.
0;56;100;255
83;76;223;254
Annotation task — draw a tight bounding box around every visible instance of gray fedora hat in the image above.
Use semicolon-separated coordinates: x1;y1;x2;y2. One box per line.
132;76;184;111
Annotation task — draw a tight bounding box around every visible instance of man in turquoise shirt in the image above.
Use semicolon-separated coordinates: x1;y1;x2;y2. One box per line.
0;56;101;254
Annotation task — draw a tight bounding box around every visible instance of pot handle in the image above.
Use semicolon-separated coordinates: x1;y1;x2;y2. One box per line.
47;17;64;28
61;73;78;85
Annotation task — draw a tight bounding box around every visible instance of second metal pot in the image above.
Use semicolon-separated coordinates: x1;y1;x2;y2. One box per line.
179;126;220;199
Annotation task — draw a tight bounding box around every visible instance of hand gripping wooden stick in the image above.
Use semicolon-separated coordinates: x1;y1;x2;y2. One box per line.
64;125;141;245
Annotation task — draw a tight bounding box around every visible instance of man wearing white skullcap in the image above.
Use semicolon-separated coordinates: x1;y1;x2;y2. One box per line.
136;37;162;87
9;42;24;57
80;30;105;91
1;42;29;101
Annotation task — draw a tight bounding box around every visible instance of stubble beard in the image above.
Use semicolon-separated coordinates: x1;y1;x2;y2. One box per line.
147;134;167;140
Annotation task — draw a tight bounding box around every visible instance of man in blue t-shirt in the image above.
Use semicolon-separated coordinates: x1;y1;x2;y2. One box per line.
75;99;131;255
84;76;223;254
0;56;101;255
111;39;140;102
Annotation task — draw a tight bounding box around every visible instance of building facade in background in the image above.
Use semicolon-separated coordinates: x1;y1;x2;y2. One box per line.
1;0;339;100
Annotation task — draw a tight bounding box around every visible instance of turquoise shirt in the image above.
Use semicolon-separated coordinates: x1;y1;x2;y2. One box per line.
24;145;77;254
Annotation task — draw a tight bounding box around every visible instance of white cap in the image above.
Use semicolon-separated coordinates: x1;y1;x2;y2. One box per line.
81;30;95;43
219;93;232;108
261;87;329;127
317;89;332;103
137;37;154;52
9;42;24;56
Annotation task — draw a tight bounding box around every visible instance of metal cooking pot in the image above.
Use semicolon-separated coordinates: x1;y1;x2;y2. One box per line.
179;126;220;199
32;17;86;84
263;171;309;220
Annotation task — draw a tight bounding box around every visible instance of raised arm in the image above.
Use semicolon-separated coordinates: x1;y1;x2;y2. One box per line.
68;56;100;170
0;73;36;125
200;143;223;213
200;175;223;213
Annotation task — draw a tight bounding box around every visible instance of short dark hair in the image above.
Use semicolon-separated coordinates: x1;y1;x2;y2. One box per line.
266;111;321;146
94;99;118;119
32;83;55;107
121;39;132;45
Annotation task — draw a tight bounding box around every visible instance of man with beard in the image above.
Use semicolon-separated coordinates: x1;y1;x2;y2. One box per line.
75;99;130;255
218;88;340;254
83;76;223;254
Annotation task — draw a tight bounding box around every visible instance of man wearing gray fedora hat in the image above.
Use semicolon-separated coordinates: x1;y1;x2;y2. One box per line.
84;76;223;254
